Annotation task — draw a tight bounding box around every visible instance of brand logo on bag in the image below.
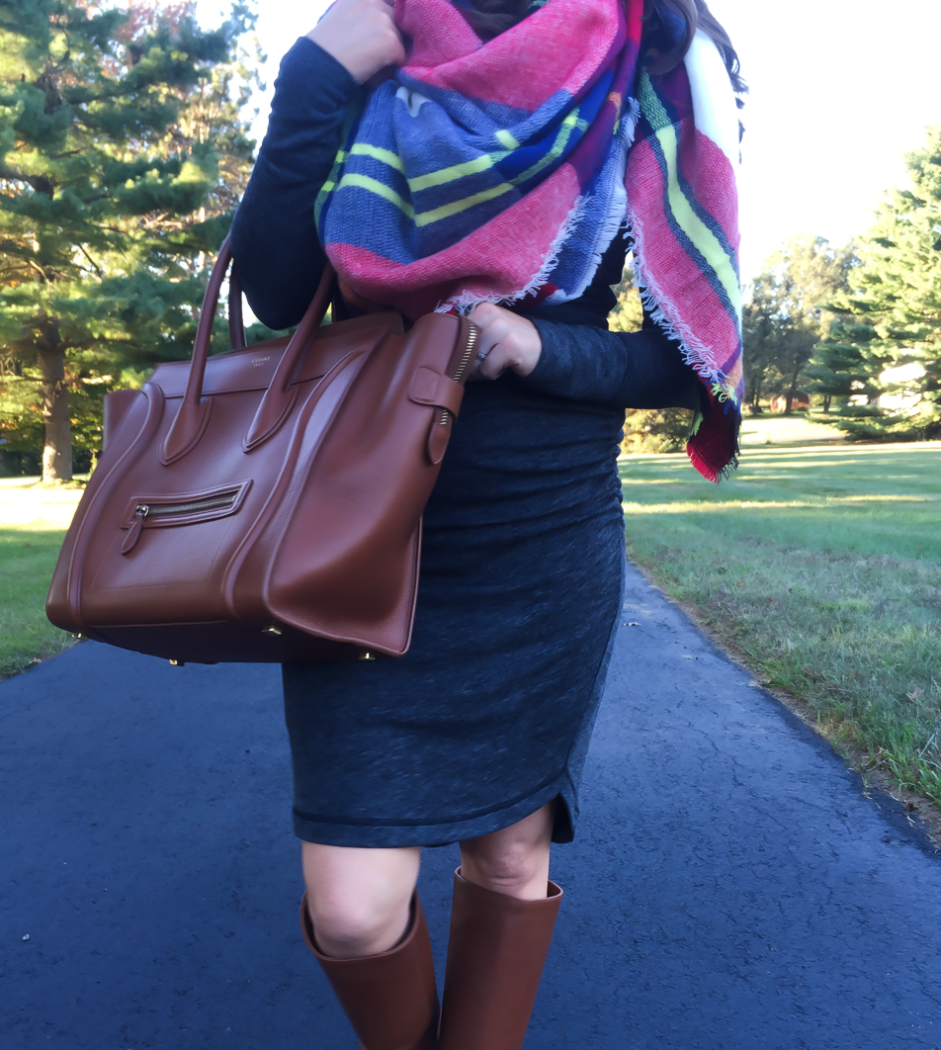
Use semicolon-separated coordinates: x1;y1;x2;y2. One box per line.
252;356;272;366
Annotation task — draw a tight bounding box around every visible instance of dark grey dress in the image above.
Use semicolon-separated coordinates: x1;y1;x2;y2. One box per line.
231;39;701;847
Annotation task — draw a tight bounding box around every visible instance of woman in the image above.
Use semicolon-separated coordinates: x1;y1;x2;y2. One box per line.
230;0;743;1046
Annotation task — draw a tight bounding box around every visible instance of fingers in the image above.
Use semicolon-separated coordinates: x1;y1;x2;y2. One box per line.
468;302;542;380
308;0;406;84
469;303;510;379
385;22;408;68
469;302;518;359
474;342;513;381
472;331;524;381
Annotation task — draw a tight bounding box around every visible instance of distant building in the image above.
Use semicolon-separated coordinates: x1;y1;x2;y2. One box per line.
769;393;810;414
848;361;926;412
877;362;925;412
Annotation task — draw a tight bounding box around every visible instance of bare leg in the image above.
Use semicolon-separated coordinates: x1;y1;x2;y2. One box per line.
458;800;555;900
302;842;421;958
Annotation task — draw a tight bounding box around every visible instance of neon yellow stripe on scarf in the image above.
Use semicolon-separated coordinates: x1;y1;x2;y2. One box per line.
314;98;362;228
333;109;587;228
409;152;507;192
654;122;741;319
409;110;584;197
339;171;515;226
350;143;406;173
639;76;740;321
511;110;587;186
415;181;516;226
337;173;415;219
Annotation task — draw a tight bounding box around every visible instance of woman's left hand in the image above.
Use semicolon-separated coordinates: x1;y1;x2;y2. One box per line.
467;302;542;380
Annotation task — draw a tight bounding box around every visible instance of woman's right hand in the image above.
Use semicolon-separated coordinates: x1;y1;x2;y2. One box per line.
306;0;407;85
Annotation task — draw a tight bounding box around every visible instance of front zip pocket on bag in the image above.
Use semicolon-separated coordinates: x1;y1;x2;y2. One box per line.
120;481;252;555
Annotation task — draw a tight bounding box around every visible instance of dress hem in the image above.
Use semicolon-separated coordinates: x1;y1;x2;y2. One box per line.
293;771;575;848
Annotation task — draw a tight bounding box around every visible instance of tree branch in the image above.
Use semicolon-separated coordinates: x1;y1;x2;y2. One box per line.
77;244;104;278
0;165;54;196
26;259;49;282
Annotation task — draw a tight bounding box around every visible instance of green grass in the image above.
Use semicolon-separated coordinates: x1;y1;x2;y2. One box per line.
620;442;941;807
739;413;846;448
1;478;84;679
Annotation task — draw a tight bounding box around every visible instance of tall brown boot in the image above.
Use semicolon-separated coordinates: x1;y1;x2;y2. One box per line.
300;892;439;1050
437;868;563;1050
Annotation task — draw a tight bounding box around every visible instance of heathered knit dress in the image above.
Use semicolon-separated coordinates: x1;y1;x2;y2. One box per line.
230;38;702;848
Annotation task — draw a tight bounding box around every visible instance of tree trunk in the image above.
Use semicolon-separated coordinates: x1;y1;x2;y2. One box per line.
750;376;763;413
823;395;832;413
38;338;72;483
784;362;802;416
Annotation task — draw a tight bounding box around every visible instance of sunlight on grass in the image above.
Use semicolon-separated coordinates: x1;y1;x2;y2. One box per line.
739;414;846;447
0;477;85;529
0;478;83;679
620;441;941;807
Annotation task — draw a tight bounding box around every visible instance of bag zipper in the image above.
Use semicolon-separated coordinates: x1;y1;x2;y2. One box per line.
440;321;478;427
122;490;240;555
134;493;238;520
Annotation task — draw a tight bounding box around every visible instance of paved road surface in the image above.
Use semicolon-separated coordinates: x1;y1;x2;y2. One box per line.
3;563;940;1049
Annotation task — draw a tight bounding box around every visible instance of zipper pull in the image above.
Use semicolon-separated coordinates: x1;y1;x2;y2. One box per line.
121;504;149;555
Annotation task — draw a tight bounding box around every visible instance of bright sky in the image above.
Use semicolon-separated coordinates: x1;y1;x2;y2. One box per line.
189;0;941;281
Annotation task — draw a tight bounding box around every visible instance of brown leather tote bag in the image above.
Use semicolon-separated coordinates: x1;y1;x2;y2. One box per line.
46;237;478;663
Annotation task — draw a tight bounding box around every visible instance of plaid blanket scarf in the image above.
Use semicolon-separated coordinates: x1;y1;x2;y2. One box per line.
315;0;743;479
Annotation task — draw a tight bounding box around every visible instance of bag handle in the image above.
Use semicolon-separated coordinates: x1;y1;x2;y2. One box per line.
160;235;335;464
242;259;335;452
228;265;246;351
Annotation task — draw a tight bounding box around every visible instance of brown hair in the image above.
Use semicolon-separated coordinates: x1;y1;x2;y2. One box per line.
458;0;532;38
645;0;745;93
459;0;744;93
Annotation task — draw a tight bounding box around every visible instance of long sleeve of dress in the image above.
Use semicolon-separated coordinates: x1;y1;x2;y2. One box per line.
229;38;359;330
527;315;703;411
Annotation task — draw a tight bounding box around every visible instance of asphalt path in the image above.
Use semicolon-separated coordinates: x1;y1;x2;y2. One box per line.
3;562;941;1050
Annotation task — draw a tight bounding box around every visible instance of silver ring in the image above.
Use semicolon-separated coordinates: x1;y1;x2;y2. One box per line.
476;350;489;361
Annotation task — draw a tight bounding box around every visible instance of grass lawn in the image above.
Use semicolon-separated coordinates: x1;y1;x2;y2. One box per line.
1;478;84;680
620;441;941;807
739;413;846;448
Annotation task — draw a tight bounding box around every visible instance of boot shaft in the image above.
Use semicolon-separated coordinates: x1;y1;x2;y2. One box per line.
438;869;563;1050
300;893;440;1050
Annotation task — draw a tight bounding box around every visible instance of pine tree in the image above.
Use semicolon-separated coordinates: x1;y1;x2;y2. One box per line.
819;126;941;439
804;322;882;414
0;0;257;480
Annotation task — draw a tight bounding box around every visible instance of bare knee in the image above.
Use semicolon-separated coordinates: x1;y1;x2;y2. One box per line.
306;890;405;958
302;843;420;959
461;837;544;891
460;802;554;900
